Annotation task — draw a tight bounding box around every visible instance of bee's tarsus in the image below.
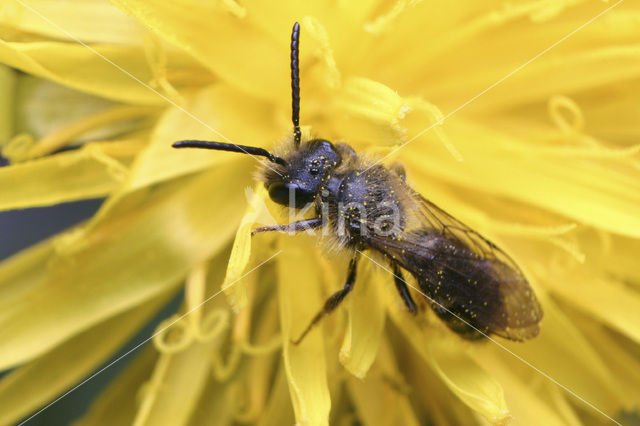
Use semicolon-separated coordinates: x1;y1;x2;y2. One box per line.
251;218;323;236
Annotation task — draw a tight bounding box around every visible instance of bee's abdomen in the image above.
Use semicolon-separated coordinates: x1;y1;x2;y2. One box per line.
395;231;539;340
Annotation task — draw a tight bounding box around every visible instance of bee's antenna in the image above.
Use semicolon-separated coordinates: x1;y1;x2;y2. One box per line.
172;140;287;166
291;22;301;148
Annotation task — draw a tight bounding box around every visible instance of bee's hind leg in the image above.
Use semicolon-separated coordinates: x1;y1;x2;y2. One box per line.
292;251;360;345
391;263;418;314
251;218;323;236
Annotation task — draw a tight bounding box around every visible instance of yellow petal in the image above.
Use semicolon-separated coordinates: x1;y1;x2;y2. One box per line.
0;139;141;211
346;341;421;426
182;379;236;426
197;292;282;424
594;234;640;287
376;2;640;109
480;298;622;413
225;295;283;424
23;104;154;160
339;262;385;378
133;341;216;426
400;338;485;425
549;270;640;344
386;295;509;422
576;80;640;143
257;364;296;426
0;290;170;426
75;346;157;426
330;77;409;148
222;185;270;312
0;163;250;369
575;318;640;409
404;119;640;237
0;236;53;301
0;64;15;141
0;39;162;104
431;40;640;112
3;75;149;161
111;0;286;102
127;84;282;191
428;341;510;424
278;236;330;426
82;248;232;426
479;352;572;426
2;0;148;44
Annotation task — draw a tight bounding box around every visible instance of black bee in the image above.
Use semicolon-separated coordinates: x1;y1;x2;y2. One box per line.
173;22;542;343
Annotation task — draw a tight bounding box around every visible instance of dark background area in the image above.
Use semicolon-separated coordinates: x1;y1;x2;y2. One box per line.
0;198;103;262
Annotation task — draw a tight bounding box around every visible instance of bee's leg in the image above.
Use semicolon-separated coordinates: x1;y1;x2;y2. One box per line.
392;263;417;314
292;252;360;344
251;218;323;236
390;162;406;181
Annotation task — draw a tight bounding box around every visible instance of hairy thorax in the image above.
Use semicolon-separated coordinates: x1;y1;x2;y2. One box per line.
318;163;407;248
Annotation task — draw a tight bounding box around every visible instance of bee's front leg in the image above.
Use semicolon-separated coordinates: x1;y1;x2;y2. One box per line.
251;218;323;236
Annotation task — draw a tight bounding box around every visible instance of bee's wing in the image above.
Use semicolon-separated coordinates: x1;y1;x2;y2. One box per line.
414;194;521;271
366;189;542;341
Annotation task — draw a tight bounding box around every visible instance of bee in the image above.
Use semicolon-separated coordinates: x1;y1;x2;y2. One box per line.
173;22;542;343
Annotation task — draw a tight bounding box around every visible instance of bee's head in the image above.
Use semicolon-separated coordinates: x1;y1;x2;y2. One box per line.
264;139;341;208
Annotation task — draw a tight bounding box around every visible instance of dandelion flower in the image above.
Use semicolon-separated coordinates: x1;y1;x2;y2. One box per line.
1;1;639;425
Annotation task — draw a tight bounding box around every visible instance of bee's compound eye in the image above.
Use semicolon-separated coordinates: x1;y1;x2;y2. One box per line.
268;183;294;206
267;183;314;208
